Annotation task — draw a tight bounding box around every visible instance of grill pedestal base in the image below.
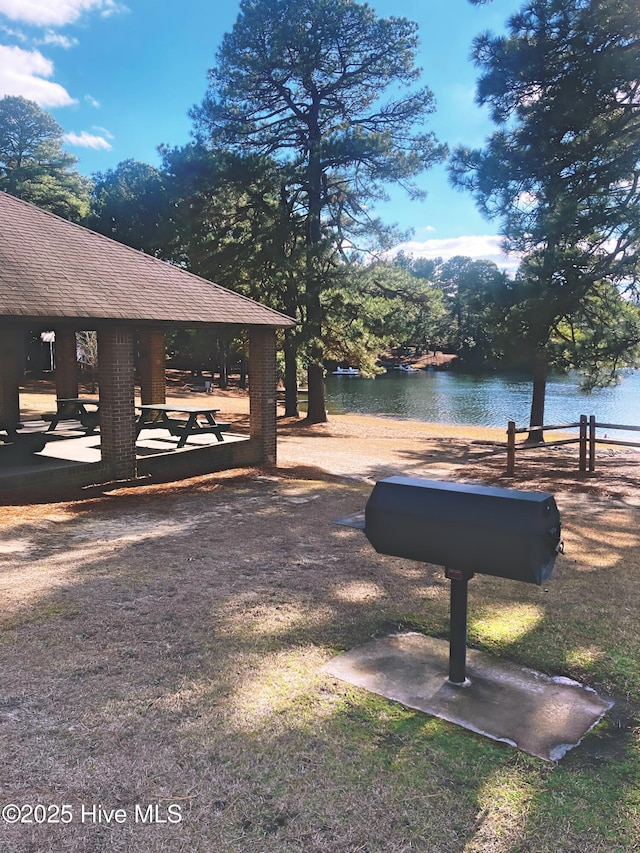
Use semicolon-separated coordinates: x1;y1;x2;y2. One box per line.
324;633;613;761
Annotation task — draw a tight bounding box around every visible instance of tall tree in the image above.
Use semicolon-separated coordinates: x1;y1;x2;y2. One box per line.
436;256;510;366
451;0;640;439
0;96;90;221
320;260;447;375
192;0;445;421
161;143;308;415
88;159;173;256
546;279;640;390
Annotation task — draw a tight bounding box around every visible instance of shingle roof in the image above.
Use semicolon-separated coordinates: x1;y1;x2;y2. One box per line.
0;192;295;328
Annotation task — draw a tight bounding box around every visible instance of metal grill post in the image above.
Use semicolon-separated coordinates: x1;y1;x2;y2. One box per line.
447;572;469;685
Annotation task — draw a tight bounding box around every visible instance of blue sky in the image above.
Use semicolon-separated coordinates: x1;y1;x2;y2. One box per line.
0;0;523;270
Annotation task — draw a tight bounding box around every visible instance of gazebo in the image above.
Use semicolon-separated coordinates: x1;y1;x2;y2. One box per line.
0;192;295;491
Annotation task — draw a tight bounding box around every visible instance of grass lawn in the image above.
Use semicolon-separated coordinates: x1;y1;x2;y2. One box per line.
0;405;639;851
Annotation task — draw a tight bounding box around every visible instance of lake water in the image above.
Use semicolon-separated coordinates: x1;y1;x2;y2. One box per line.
324;369;640;429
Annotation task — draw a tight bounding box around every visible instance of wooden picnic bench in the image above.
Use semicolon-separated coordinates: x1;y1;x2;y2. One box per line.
0;427;47;464
135;404;231;448
47;398;100;433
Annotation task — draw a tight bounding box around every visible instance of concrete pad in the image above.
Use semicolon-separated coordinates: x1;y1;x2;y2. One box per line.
323;633;613;761
0;421;251;490
40;434;102;463
37;429;248;463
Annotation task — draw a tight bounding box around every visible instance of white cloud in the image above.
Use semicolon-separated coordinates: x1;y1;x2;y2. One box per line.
39;31;78;49
0;1;121;27
0;23;27;41
63;129;111;149
0;3;128;110
391;234;522;275
91;124;113;138
0;44;75;106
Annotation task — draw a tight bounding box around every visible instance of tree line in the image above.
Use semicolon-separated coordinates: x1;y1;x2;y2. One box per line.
1;0;639;432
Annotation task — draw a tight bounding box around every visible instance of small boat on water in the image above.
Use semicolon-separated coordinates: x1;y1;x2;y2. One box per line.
332;366;360;376
395;364;418;373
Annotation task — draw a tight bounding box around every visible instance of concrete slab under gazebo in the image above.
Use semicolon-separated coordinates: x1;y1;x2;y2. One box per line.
0;192;295;493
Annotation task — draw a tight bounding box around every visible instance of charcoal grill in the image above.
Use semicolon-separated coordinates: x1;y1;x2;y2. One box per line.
337;477;562;685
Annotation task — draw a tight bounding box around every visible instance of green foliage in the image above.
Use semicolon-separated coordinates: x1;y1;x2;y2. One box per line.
165;328;247;382
153;144;453;381
435;256;511;365
395;253;515;366
161;144;306;310
450;0;640;424
191;0;446;419
192;0;445;217
363;260;448;348
160;144;306;399
88;159;174;256
550;281;640;389
320;263;438;375
452;0;640;270
0;95;91;221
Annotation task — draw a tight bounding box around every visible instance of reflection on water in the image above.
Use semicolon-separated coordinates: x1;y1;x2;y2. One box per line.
325;369;640;428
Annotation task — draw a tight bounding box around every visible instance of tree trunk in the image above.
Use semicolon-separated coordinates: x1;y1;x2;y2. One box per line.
283;330;299;418
527;350;548;443
304;116;328;424
239;355;247;390
218;339;228;389
306;360;326;423
305;287;327;423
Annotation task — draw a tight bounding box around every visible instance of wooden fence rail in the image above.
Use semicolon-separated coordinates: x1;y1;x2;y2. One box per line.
506;417;587;475
586;416;640;472
506;416;640;474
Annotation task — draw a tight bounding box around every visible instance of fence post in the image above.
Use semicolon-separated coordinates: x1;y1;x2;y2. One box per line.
589;415;596;472
579;415;587;472
507;420;516;475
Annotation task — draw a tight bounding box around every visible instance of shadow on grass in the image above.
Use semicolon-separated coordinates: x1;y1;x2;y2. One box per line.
0;470;638;851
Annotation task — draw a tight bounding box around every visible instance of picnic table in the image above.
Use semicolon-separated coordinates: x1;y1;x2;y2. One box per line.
135;404;231;448
0;426;47;462
47;398;100;433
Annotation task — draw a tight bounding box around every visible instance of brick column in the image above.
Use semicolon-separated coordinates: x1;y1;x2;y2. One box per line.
249;327;277;465
54;328;79;399
98;326;137;480
0;326;22;430
138;327;166;405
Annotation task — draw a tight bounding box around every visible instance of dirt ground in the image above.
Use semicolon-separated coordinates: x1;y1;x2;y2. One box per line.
1;380;639;851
